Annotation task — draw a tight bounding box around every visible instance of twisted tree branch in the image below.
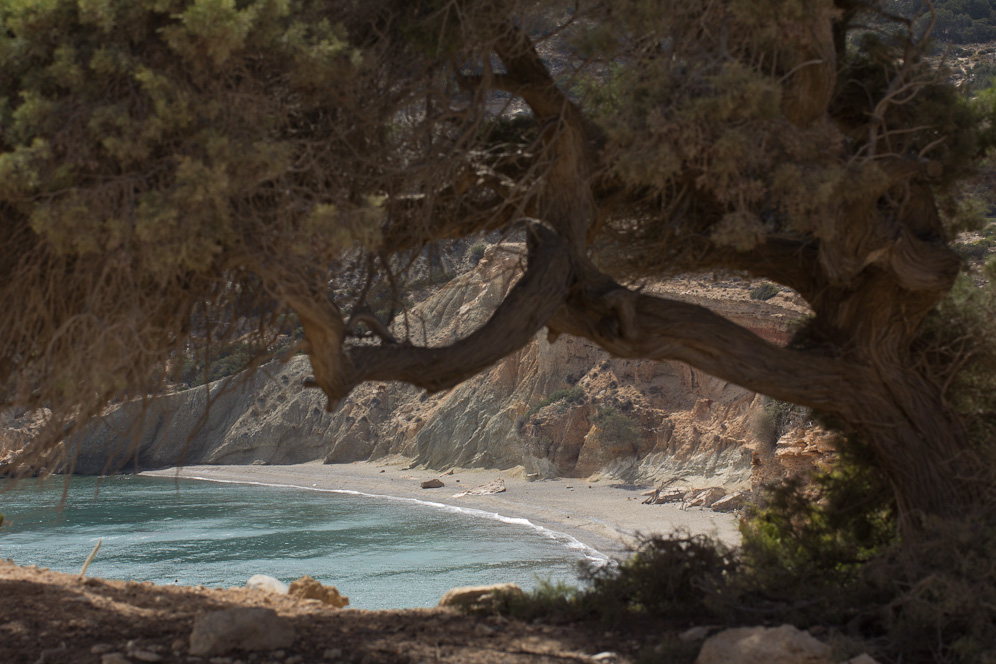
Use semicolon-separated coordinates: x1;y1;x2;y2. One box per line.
548;269;873;413
304;222;572;407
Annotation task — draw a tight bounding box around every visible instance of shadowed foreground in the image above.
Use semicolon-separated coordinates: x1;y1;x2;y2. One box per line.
0;561;661;664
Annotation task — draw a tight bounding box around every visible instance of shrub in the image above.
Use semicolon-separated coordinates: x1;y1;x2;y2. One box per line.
491;534;737;626
470;243;487;265
591;406;640;448
953;240;991;260
739;437;896;597
492;579;582;622
580;534;738;622
749;282;780;300
526;386;585;417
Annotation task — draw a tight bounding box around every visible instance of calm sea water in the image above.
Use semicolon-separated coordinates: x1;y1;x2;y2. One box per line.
0;475;599;609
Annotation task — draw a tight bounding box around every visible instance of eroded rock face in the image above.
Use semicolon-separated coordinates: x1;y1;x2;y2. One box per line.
287;576;348;608
64;243;825;489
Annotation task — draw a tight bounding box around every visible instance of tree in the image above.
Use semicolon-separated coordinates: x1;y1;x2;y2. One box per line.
1;0;993;542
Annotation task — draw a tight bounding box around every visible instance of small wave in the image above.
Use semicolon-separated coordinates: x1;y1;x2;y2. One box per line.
182;475;609;565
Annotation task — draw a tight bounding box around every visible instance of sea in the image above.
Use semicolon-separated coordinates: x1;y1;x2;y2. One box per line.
0;474;604;609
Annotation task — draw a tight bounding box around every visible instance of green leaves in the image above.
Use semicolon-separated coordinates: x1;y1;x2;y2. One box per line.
162;0;259;67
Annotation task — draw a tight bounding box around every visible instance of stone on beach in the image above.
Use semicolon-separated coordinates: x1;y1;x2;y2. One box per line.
246;574;288;595
421;478;445;489
287;575;349;608
452;478;505;497
687;487;726;508
709;492;744;512
189;607;295;656
438;583;524;612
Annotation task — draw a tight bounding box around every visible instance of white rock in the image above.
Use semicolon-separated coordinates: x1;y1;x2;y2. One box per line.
695;624;833;664
246;574;289;595
189;607;295;656
845;655;881;664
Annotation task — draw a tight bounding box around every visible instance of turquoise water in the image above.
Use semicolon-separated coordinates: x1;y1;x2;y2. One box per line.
0;475;599;609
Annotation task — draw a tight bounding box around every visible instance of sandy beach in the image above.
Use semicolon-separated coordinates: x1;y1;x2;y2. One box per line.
141;458;741;559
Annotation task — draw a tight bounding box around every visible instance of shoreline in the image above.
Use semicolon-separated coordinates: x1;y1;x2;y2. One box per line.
140;459;741;560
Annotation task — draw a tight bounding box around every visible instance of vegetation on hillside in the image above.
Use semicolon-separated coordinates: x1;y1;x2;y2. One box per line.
3;0;996;659
892;0;996;43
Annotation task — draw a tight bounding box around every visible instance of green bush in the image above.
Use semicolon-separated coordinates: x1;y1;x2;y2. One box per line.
526;386;585;417
953;239;992;260
893;0;996;44
739;437;896;598
748;282;780;301
580;535;738;622
491;579;583;622
591;406;640;448
470;243;486;265
491;534;736;626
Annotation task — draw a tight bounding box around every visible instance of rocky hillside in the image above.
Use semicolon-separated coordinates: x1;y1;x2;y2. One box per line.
33;243;829;492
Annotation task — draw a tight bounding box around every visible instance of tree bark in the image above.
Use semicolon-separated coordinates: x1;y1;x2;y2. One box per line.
545;259;984;541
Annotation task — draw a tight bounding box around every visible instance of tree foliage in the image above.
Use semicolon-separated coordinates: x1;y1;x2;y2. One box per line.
892;0;996;44
2;0;995;548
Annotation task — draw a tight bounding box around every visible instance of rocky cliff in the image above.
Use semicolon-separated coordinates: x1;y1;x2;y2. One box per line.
56;243;827;489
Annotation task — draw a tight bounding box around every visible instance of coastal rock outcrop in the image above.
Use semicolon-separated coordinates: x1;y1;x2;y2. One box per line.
287;576;349;608
61;242;824;491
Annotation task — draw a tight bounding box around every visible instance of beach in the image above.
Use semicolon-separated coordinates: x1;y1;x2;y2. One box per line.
141;458;741;559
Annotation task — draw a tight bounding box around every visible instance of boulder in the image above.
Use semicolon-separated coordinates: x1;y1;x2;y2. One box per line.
695;625;832;664
189;607;295;656
287;575;349;608
246;574;288;595
438;583;524;612
420;478;444;489
709;492;744;512
452;478;505;497
687;487;726;508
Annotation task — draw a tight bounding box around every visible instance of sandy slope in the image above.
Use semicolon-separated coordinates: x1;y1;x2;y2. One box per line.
140;458;741;559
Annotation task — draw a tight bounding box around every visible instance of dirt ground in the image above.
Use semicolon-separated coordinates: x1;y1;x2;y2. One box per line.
0;561;679;664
